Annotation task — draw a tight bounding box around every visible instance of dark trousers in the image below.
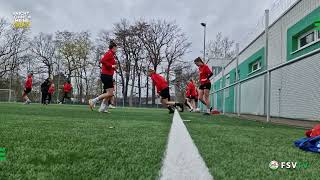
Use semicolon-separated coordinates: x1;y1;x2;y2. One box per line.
47;94;52;104
41;92;48;104
60;92;70;103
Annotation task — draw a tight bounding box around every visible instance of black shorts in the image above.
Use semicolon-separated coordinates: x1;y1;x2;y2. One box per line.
199;83;211;90
160;87;170;100
24;88;31;94
101;74;113;90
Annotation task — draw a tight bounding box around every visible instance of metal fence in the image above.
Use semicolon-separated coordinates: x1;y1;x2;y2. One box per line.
210;47;320;121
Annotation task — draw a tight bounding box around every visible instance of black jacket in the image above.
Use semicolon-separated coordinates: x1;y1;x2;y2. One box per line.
41;80;50;93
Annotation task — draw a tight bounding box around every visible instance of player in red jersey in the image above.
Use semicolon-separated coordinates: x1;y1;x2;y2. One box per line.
48;81;55;104
194;57;213;115
185;79;197;112
22;73;33;104
60;80;73;104
89;41;118;112
148;69;183;114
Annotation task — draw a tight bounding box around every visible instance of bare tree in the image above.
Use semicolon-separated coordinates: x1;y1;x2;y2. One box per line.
164;30;191;83
206;32;236;63
0;19;30;78
30;33;56;77
55;31;79;79
135;20;184;105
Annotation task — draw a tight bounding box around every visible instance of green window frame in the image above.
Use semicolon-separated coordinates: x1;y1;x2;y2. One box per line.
287;6;320;61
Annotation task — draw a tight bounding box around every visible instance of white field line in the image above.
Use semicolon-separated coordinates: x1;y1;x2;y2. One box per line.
159;110;214;180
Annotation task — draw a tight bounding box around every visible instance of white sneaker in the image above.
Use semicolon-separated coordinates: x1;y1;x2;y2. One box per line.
189;109;194;112
99;107;110;113
109;104;116;109
89;99;96;111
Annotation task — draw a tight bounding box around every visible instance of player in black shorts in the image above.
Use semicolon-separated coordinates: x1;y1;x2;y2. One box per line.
148;69;183;114
89;41;118;112
194;57;213;115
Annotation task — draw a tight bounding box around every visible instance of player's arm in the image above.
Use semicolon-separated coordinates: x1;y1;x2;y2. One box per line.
206;66;213;80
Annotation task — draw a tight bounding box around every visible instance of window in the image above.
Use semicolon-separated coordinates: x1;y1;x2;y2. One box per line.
298;31;315;48
297;30;320;50
249;60;261;74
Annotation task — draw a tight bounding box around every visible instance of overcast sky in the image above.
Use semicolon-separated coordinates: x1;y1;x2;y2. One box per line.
0;0;275;62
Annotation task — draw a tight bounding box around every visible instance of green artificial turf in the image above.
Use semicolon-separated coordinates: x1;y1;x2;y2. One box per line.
180;113;319;180
0;103;171;180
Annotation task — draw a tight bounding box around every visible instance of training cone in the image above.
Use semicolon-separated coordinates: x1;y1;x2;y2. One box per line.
211;108;220;115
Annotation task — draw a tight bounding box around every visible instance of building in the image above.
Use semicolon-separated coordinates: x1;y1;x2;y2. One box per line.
207;0;320;121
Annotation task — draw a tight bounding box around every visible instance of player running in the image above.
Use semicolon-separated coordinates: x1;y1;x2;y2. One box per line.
59;80;72;104
22;73;33;104
194;57;213;115
185;79;197;112
89;41;118;112
148;69;184;114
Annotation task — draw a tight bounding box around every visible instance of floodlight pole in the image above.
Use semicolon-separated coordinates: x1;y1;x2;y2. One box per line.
201;23;207;62
235;43;240;116
264;9;270;122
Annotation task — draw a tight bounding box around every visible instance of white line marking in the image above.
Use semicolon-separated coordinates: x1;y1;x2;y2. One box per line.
159;110;214;180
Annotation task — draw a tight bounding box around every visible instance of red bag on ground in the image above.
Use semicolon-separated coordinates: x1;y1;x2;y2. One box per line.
305;125;320;138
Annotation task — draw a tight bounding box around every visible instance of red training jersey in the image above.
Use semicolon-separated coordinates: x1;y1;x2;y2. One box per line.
150;73;168;93
25;75;33;89
186;81;196;97
64;83;72;93
48;85;55;94
100;49;116;76
199;64;212;85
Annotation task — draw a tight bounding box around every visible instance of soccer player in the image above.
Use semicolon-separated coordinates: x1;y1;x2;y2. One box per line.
22;73;33;104
41;78;51;105
48;81;55;104
89;41;118;112
185;79;197;112
60;80;72;104
148;69;183;114
194;57;213;115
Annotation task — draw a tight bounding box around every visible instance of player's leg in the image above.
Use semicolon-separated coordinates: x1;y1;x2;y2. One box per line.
198;89;206;105
160;88;184;112
185;98;193;112
89;75;113;110
108;96;115;108
184;98;192;110
204;89;211;114
191;98;196;110
22;89;31;104
41;92;46;105
60;92;66;104
48;94;52;104
160;98;175;114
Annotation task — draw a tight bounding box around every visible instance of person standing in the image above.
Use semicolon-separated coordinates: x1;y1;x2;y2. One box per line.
41;78;51;105
48;81;55;104
22;73;33;104
89;41;118;112
194;57;213;115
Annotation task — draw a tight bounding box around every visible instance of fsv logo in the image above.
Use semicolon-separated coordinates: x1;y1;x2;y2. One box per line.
269;160;309;170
